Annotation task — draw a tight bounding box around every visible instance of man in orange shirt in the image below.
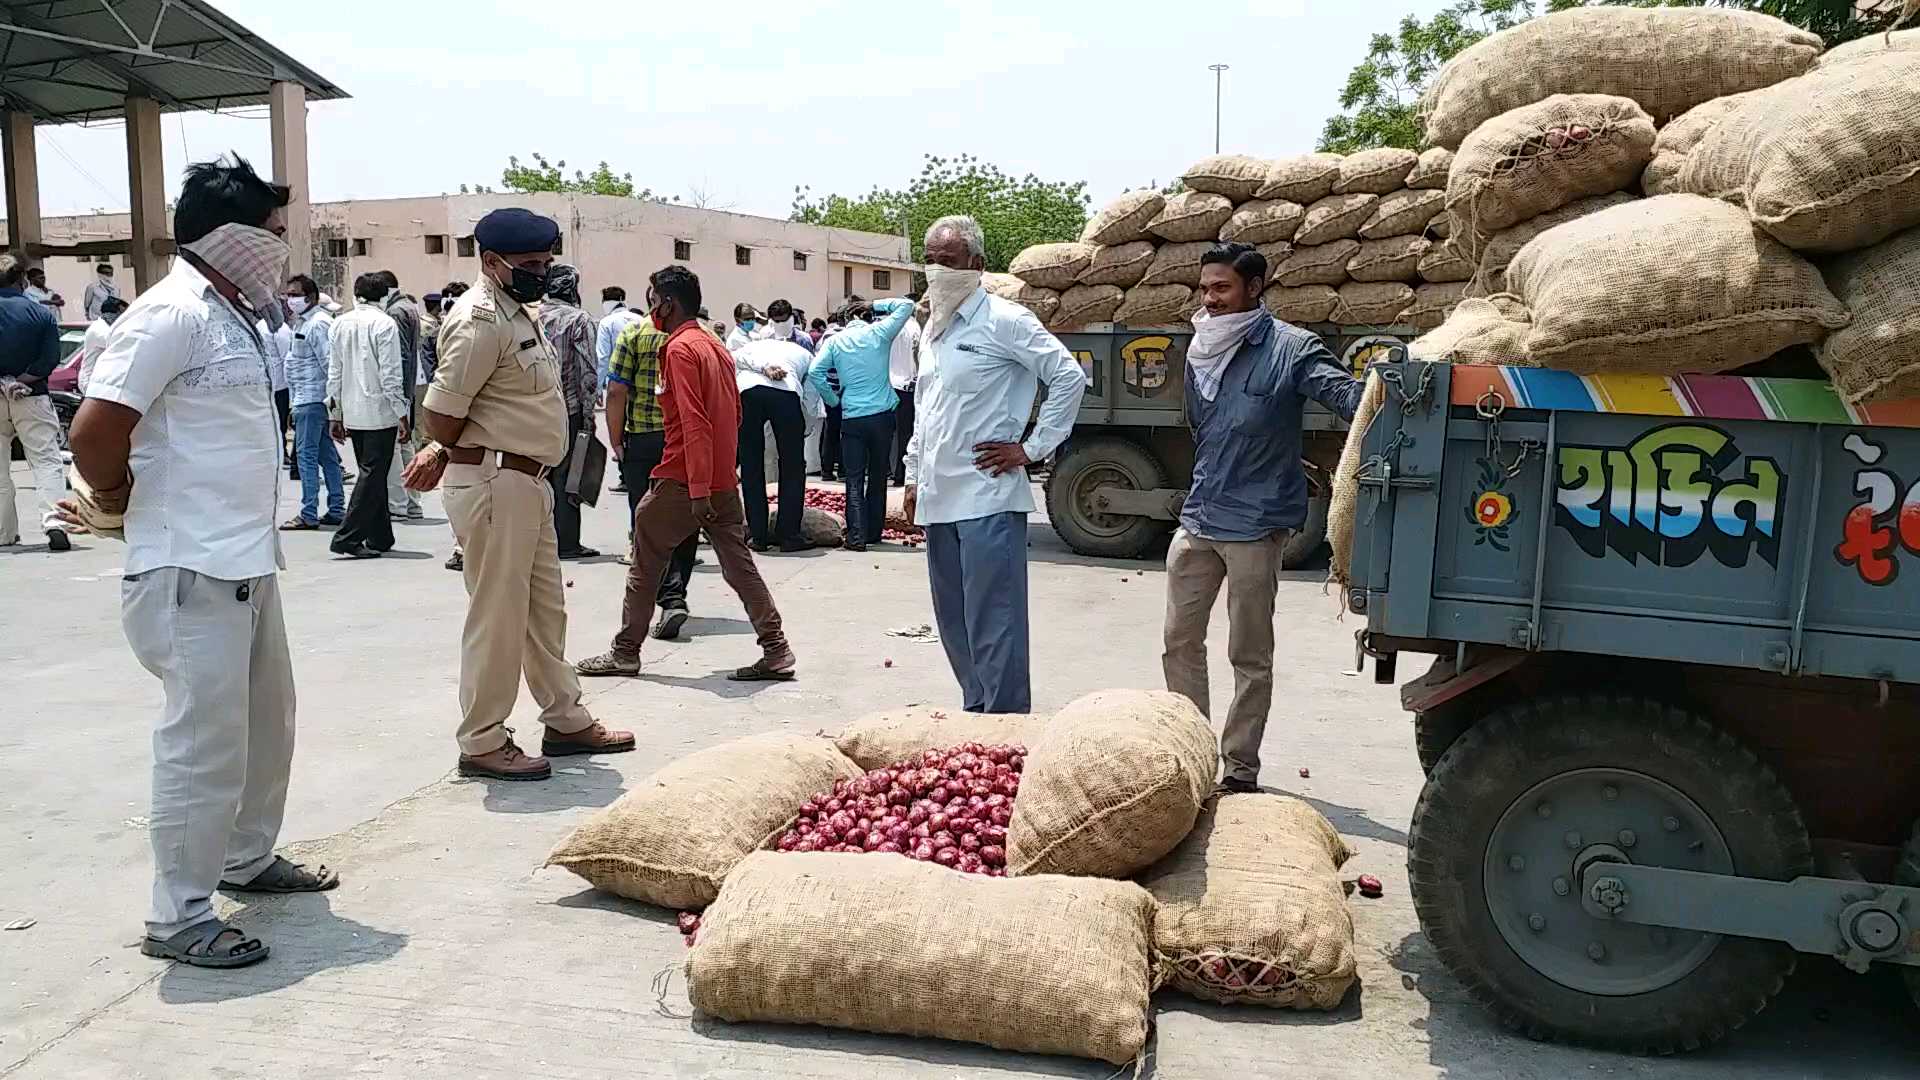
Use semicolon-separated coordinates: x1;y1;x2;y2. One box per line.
575;265;796;681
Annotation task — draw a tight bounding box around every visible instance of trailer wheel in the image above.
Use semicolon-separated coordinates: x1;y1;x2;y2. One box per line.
1408;694;1811;1053
1281;494;1330;570
1414;705;1473;776
1046;437;1171;559
1895;821;1920;1010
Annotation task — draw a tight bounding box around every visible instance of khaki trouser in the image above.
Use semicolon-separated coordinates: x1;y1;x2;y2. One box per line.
1161;527;1291;785
0;393;65;543
443;460;594;756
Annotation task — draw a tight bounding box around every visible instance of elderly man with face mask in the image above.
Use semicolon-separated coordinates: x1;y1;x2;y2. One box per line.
902;215;1087;714
1162;242;1363;793
403;207;634;782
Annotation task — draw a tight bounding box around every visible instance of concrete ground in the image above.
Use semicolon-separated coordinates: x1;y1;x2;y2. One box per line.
4;457;1919;1079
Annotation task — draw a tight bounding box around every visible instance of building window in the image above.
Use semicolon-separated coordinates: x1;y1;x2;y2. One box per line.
75;254;92;263
735;245;752;266
457;236;476;258
673;239;692;261
121;254;134;268
424;234;447;255
793;251;808;271
843;266;853;296
872;269;892;290
551;235;564;256
351;238;371;257
325;238;349;258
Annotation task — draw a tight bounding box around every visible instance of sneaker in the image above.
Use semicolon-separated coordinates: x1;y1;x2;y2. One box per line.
652;607;690;641
406;506;424;521
445;552;464;572
46;528;71;552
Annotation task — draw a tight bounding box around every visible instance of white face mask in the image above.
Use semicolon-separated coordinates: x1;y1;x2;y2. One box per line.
924;264;983;339
603;300;623;317
286;296;309;316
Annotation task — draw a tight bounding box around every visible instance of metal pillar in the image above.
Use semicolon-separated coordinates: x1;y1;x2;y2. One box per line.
123;94;167;292
2;110;43;260
1209;64;1229;155
269;81;310;275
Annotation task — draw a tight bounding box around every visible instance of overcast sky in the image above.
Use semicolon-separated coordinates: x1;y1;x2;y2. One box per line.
27;0;1456;220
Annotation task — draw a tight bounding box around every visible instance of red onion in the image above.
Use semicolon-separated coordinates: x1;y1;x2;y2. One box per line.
928;812;950;833
979;844;1005;866
933;847;960;867
959;832;982;852
912;841;935;861
775;742;1027;876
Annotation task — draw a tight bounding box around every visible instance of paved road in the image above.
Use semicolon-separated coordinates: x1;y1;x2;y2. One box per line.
3;460;1917;1078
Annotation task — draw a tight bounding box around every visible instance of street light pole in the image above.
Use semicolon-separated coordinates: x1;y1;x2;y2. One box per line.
1209;63;1229;153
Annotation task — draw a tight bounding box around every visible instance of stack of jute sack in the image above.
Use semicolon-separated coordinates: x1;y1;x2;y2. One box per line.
1410;6;1920;382
1001;147;1462;332
544;689;1358;1066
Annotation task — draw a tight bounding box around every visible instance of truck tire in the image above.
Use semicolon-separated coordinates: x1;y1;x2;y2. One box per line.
1281;495;1330;570
1046;436;1171;559
1408;694;1811;1053
1896;821;1920;1010
1414;706;1473;776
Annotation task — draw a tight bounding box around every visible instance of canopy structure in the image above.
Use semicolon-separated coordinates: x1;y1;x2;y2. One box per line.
0;0;347;287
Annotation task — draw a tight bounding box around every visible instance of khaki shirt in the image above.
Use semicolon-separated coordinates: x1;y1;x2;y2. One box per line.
424;274;569;466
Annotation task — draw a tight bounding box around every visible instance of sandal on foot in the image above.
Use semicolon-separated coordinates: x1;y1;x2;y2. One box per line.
222;855;341;894
576;651;641;677
280;516;318;531
141;920;269;969
728;657;796;682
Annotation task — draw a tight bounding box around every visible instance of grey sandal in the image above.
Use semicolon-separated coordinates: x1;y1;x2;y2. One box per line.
221;855;340;894
141;920;269;969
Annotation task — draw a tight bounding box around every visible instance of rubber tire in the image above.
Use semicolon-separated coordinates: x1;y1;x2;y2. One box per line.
1414;705;1473;777
1281;494;1330;570
1896;820;1920;1010
1046;436;1171;559
1407;694;1811;1054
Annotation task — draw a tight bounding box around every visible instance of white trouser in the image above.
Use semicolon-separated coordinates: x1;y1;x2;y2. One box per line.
122;568;297;937
0;393;66;542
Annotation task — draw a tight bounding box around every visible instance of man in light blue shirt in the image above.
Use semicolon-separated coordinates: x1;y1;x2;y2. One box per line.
808;294;917;550
903;216;1087;713
596;285;642;389
279;273;342;529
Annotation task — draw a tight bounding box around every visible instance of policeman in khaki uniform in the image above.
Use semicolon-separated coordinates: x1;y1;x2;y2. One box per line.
405;208;634;781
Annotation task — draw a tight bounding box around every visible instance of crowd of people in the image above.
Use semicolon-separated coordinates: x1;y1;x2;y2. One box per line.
19;147;1362;971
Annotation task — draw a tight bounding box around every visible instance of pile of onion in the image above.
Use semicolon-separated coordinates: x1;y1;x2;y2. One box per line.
772;743;1025;876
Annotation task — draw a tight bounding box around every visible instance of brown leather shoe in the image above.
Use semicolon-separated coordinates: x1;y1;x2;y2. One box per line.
458;741;552;781
543;721;637;757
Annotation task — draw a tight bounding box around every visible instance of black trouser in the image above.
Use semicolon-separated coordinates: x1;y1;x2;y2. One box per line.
335;427;397;552
891;386;914;484
738;386;808;547
819;405;842;478
548;415;589;555
841;409;896;546
274;388;295;478
621;429;694;611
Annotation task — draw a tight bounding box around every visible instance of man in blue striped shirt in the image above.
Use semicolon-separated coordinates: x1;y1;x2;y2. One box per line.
807;296;916;550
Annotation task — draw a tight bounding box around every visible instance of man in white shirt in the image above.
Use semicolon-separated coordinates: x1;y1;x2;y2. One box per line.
596;284;640;390
889;304;922;485
83;262;122;322
63;154;339;971
903;216;1087;713
733;329;817;551
24;265;63;320
75;296;127;395
326;272;409;559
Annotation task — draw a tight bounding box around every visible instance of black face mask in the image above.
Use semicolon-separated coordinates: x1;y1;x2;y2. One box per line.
495;259;549;304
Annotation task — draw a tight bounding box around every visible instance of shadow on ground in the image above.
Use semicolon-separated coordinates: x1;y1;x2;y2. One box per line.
473;758;628;814
156;896;408;1004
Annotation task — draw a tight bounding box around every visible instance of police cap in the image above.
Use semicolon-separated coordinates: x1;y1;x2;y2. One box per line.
474;208;559;255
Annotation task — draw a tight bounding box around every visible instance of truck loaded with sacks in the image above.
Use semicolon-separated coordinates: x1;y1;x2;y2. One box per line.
1331;6;1920;1055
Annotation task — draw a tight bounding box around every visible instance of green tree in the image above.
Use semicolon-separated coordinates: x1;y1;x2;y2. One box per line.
463;152;676;201
1319;0;1911;154
791;154;1090;273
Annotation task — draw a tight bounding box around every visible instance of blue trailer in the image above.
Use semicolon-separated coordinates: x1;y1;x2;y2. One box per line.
1348;360;1920;1052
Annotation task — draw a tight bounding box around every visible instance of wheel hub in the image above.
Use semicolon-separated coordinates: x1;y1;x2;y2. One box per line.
1484;768;1734;996
1070;465;1139;538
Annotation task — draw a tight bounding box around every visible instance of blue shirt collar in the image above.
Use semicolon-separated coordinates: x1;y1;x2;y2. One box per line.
952;288;990;327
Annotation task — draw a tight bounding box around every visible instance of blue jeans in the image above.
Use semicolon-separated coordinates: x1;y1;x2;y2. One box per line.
925;511;1031;713
292;402;344;523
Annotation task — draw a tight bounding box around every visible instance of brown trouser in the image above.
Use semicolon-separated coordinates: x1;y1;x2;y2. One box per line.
614;480;790;662
443;460;596;756
1161;527;1291;785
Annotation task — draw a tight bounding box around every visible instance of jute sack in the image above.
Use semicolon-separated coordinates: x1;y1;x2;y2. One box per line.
1336;281;1415;325
1256;241;1295;279
1274;241;1359;287
1472;192;1637;293
1409;296;1533;366
1329;368;1387;588
1818;227;1920;404
544;733;860;909
1054;284;1124;329
834;705;1044;771
1421;6;1821;150
1445;94;1654;241
1182;154;1271;202
1082;190;1166;246
1264;284;1340;324
1333;148;1418;196
1406;147;1453;190
1007;688;1218;879
800;506;845;547
686;852;1156;1065
1148;192;1235;243
1417;240;1474;284
1078;241;1157;288
1642;91;1761;197
1360;189;1445;240
1817;27;1920;69
1144;794;1357;1010
1347;236;1429;284
1002;283;1062;325
1010;242;1094;290
1297;193;1380;246
1403;281;1470;331
1507;194;1850;375
1115;283;1194;326
1141;241;1213;288
983;272;1022;295
1221;199;1306;245
1426;215;1451;241
1257;153;1344;204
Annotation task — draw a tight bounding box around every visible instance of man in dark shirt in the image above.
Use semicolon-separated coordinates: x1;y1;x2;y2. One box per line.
0;254;71;550
1162;242;1363;792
